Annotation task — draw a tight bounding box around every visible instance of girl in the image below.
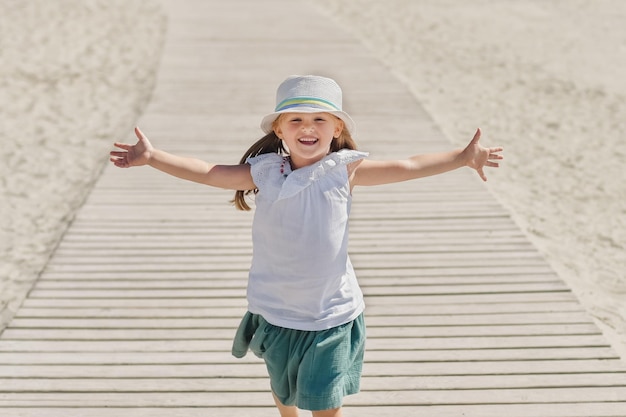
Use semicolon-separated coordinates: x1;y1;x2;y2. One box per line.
110;75;503;417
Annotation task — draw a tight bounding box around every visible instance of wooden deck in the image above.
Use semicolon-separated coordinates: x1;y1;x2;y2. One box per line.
1;1;625;416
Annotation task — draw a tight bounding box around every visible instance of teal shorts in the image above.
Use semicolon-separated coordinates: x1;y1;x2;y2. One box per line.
232;312;366;411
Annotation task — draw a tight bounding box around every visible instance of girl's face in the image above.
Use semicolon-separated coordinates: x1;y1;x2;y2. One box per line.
274;112;344;169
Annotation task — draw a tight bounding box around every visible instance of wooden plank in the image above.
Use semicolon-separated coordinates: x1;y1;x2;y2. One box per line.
365;335;612;350
40;256;553;273
364;347;620;361
25;283;572;299
362;292;579;304
2;360;625;379
1;324;604;340
40;258;551;272
0;409;279;417
0;378;269;392
1;387;626;407
14;307;248;318
38;275;565;289
6;316;599;330
26;289;247;299
2;373;625;393
13;302;588;318
0;363;269;379
2;404;626;417
37;266;558;281
346;388;626;406
14;310;594;327
17;291;578;308
362;360;626;375
20;297;247;308
1;334;616;356
47;242;543;257
0;346;619;365
0;340;233;352
3;329;609;351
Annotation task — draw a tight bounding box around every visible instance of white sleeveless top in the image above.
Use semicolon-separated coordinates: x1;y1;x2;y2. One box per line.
246;149;369;331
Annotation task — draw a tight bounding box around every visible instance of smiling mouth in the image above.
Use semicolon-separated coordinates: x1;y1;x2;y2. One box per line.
298;137;319;145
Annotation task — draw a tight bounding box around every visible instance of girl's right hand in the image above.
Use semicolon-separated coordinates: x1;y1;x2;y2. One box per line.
110;127;154;168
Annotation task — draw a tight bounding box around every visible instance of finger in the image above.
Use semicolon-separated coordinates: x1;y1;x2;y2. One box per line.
109;151;128;158
490;146;503;153
488;153;504;160
470;128;481;145
485;161;500;168
109;157;127;167
113;142;131;150
135;126;147;142
477;167;487;181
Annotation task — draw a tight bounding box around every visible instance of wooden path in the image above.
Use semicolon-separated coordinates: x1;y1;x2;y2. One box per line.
1;1;626;416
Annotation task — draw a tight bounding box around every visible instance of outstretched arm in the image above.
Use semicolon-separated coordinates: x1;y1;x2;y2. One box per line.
110;127;255;191
351;128;502;186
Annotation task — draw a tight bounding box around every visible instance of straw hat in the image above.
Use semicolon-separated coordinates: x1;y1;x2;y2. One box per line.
260;75;356;135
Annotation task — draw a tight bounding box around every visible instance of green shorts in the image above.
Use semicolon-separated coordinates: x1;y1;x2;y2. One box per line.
232;312;366;411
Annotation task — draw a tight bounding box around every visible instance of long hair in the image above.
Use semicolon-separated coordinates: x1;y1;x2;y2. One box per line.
232;115;358;211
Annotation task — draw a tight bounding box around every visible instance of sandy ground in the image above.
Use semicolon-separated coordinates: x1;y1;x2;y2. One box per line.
0;0;166;329
313;0;626;358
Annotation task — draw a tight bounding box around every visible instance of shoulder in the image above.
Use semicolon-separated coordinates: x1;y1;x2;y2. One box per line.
246;153;287;192
327;149;368;181
246;152;283;166
333;149;369;165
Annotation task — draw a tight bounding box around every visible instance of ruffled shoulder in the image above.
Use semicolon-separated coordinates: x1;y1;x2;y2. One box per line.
331;149;370;166
246;153;286;191
278;149;368;200
246;152;283;167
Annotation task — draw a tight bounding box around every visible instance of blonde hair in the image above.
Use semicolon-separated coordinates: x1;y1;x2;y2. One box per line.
233;115;358;211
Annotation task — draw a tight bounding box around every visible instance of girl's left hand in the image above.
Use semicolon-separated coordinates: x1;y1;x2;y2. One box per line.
463;128;503;181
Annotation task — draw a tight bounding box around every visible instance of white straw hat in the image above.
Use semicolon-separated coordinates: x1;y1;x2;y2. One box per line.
260;75;356;135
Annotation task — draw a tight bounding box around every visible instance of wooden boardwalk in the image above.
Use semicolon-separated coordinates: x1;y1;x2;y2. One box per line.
1;1;626;416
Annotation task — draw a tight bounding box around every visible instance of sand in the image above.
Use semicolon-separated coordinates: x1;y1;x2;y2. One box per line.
312;0;626;358
1;0;624;360
0;0;166;329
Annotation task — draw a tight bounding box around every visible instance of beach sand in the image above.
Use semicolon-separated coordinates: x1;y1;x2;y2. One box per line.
1;0;624;361
0;0;166;329
313;0;626;358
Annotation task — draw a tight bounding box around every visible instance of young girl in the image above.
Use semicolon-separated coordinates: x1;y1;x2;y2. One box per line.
110;75;503;417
